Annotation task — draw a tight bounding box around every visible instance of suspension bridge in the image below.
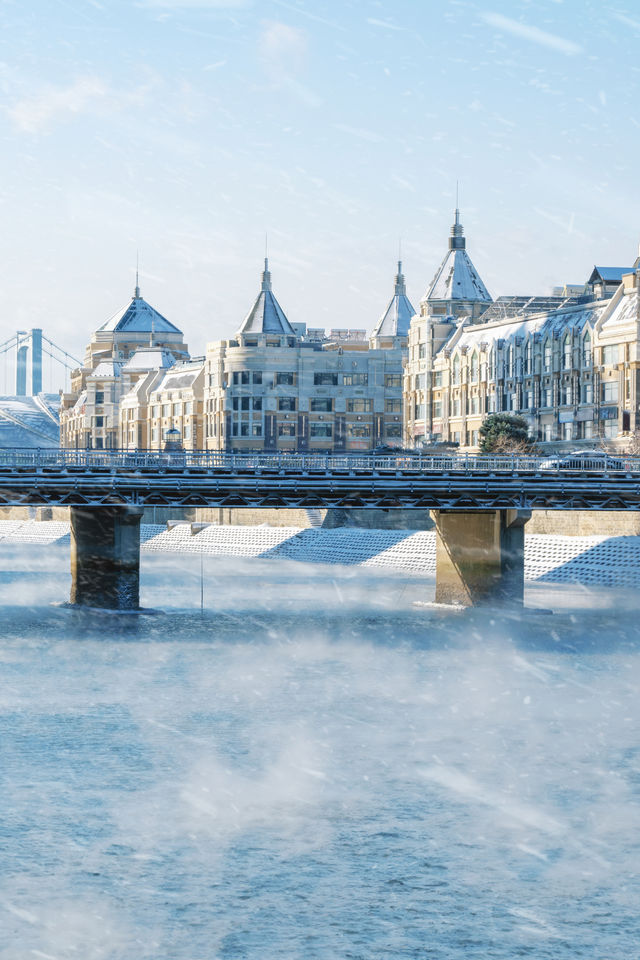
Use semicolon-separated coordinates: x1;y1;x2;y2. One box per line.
0;328;80;396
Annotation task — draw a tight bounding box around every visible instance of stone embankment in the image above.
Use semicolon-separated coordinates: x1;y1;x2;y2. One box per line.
1;519;639;588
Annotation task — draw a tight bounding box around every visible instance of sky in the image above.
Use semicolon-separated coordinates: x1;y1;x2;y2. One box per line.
0;0;639;384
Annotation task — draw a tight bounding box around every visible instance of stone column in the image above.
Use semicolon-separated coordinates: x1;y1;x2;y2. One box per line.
432;509;530;607
70;506;144;610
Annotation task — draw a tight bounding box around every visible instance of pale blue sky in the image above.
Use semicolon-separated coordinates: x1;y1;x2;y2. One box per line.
0;0;638;379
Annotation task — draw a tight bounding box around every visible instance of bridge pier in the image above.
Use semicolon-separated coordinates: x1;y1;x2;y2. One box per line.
69;506;144;610
432;509;530;607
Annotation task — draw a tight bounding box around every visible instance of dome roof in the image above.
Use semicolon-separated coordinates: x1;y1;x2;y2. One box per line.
237;259;295;337
97;286;181;335
424;210;492;305
371;261;415;338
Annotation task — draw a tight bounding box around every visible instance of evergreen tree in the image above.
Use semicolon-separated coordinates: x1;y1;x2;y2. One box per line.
479;414;532;453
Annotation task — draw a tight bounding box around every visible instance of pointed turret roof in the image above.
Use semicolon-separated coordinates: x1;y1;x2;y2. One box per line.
423;210;492;305
371;261;415;338
237;259;295;336
97;279;182;335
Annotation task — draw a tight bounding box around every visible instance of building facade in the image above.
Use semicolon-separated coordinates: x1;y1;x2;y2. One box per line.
404;212;639;450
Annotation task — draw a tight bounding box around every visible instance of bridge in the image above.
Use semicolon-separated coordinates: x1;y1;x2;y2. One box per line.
2;449;639;610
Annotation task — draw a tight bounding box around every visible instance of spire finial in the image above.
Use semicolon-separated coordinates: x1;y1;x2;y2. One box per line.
449;198;465;251
394;258;406;295
135;250;141;299
261;255;272;292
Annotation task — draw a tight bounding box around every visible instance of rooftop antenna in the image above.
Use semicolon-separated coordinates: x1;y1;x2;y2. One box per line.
135;250;141;299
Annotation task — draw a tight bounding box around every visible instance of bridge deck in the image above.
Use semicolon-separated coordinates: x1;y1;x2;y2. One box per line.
0;450;638;510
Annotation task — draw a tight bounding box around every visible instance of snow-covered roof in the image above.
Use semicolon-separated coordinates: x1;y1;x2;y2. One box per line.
154;361;203;393
90;361;124;378
0;395;60;448
424;210;492;305
97;290;181;335
237;259;295;337
443;299;608;357
371;261;415;338
588;266;633;285
122;347;176;372
478;294;587;323
600;285;639;331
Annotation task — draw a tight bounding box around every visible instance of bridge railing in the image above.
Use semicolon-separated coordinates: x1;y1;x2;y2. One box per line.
0;448;639;475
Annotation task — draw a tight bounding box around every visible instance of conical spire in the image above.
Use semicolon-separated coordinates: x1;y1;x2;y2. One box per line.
423;208;492;311
371;260;415;340
237;259;295;336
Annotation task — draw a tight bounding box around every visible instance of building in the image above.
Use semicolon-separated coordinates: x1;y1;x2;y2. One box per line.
60;279;189;449
404;212;639;450
203;259;410;454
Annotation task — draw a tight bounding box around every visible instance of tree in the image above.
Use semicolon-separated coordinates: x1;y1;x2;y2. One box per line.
479;413;532;454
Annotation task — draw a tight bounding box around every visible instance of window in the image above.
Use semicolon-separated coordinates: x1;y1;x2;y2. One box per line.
562;423;573;441
94;416;104;427
385;374;402;388
347;424;370;438
232;398;239;411
601;381;619;402
452;355;460;385
470;352;479;382
562;336;572;370
544;424;553;441
184;424;191;440
173;403;180;416
253;371;262;384
314;372;338;386
433;400;442;418
561;385;572;406
253;398;262;411
278;423;296;437
385;399;402;413
310;398;332;412
343;373;368;386
240;423;249;436
151;426;158;442
543;341;552;372
526;390;534;409
582;332;592;368
524;341;532;375
602;344;618;365
95;391;104;404
581;382;593;404
185;401;193;415
544;388;553;408
469;396;480;415
275;372;295;385
433;371;443;388
415;402;426;419
452;397;461;417
232;371;251;385
418;343;427;359
162;404;171;417
241;397;250;411
346;399;372;412
386;424;402;438
310;423;332;438
471;430;479;447
252;423;262;436
278;397;296;411
152;404;160;418
415;373;426;390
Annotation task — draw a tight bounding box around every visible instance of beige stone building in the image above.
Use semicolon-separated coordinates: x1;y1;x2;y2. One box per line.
60;280;189;449
404;212;640;450
203;259;411;454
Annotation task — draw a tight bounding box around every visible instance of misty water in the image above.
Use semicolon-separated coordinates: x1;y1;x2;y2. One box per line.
1;543;639;959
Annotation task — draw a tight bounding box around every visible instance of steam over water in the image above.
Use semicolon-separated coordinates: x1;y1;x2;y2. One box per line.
1;544;639;958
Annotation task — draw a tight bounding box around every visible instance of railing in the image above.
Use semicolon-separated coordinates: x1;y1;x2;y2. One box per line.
0;449;638;476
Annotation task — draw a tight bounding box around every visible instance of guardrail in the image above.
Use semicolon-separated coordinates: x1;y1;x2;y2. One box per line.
0;448;638;475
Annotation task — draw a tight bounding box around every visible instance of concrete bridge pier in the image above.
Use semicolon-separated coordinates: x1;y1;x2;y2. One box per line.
70;506;144;610
431;509;530;607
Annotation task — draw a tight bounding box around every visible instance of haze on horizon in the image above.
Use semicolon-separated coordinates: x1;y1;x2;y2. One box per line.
0;0;638;369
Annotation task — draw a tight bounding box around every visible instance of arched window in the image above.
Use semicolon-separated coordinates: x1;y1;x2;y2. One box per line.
563;335;572;370
452;354;460;385
470;351;479;382
543;339;552;372
524;340;532;375
582;330;592;368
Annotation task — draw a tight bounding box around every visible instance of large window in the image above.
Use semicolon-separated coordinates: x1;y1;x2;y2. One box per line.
562;337;572;370
347;424;370;438
582;332;592;368
314;372;338;386
433;371;443;387
343;373;368;386
543;341;552;372
253;371;262;384
385;374;402;388
601;381;619;402
253;398;262;410
581;382;593;404
95;391;104;404
232;371;251;385
347;399;372;413
278;423;296;437
452;355;460;385
386;424;402;438
385;399;402;413
602;344;619;365
278;397;296;411
275;372;295;386
310;423;332;438
470;352;479;382
310;398;332;412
